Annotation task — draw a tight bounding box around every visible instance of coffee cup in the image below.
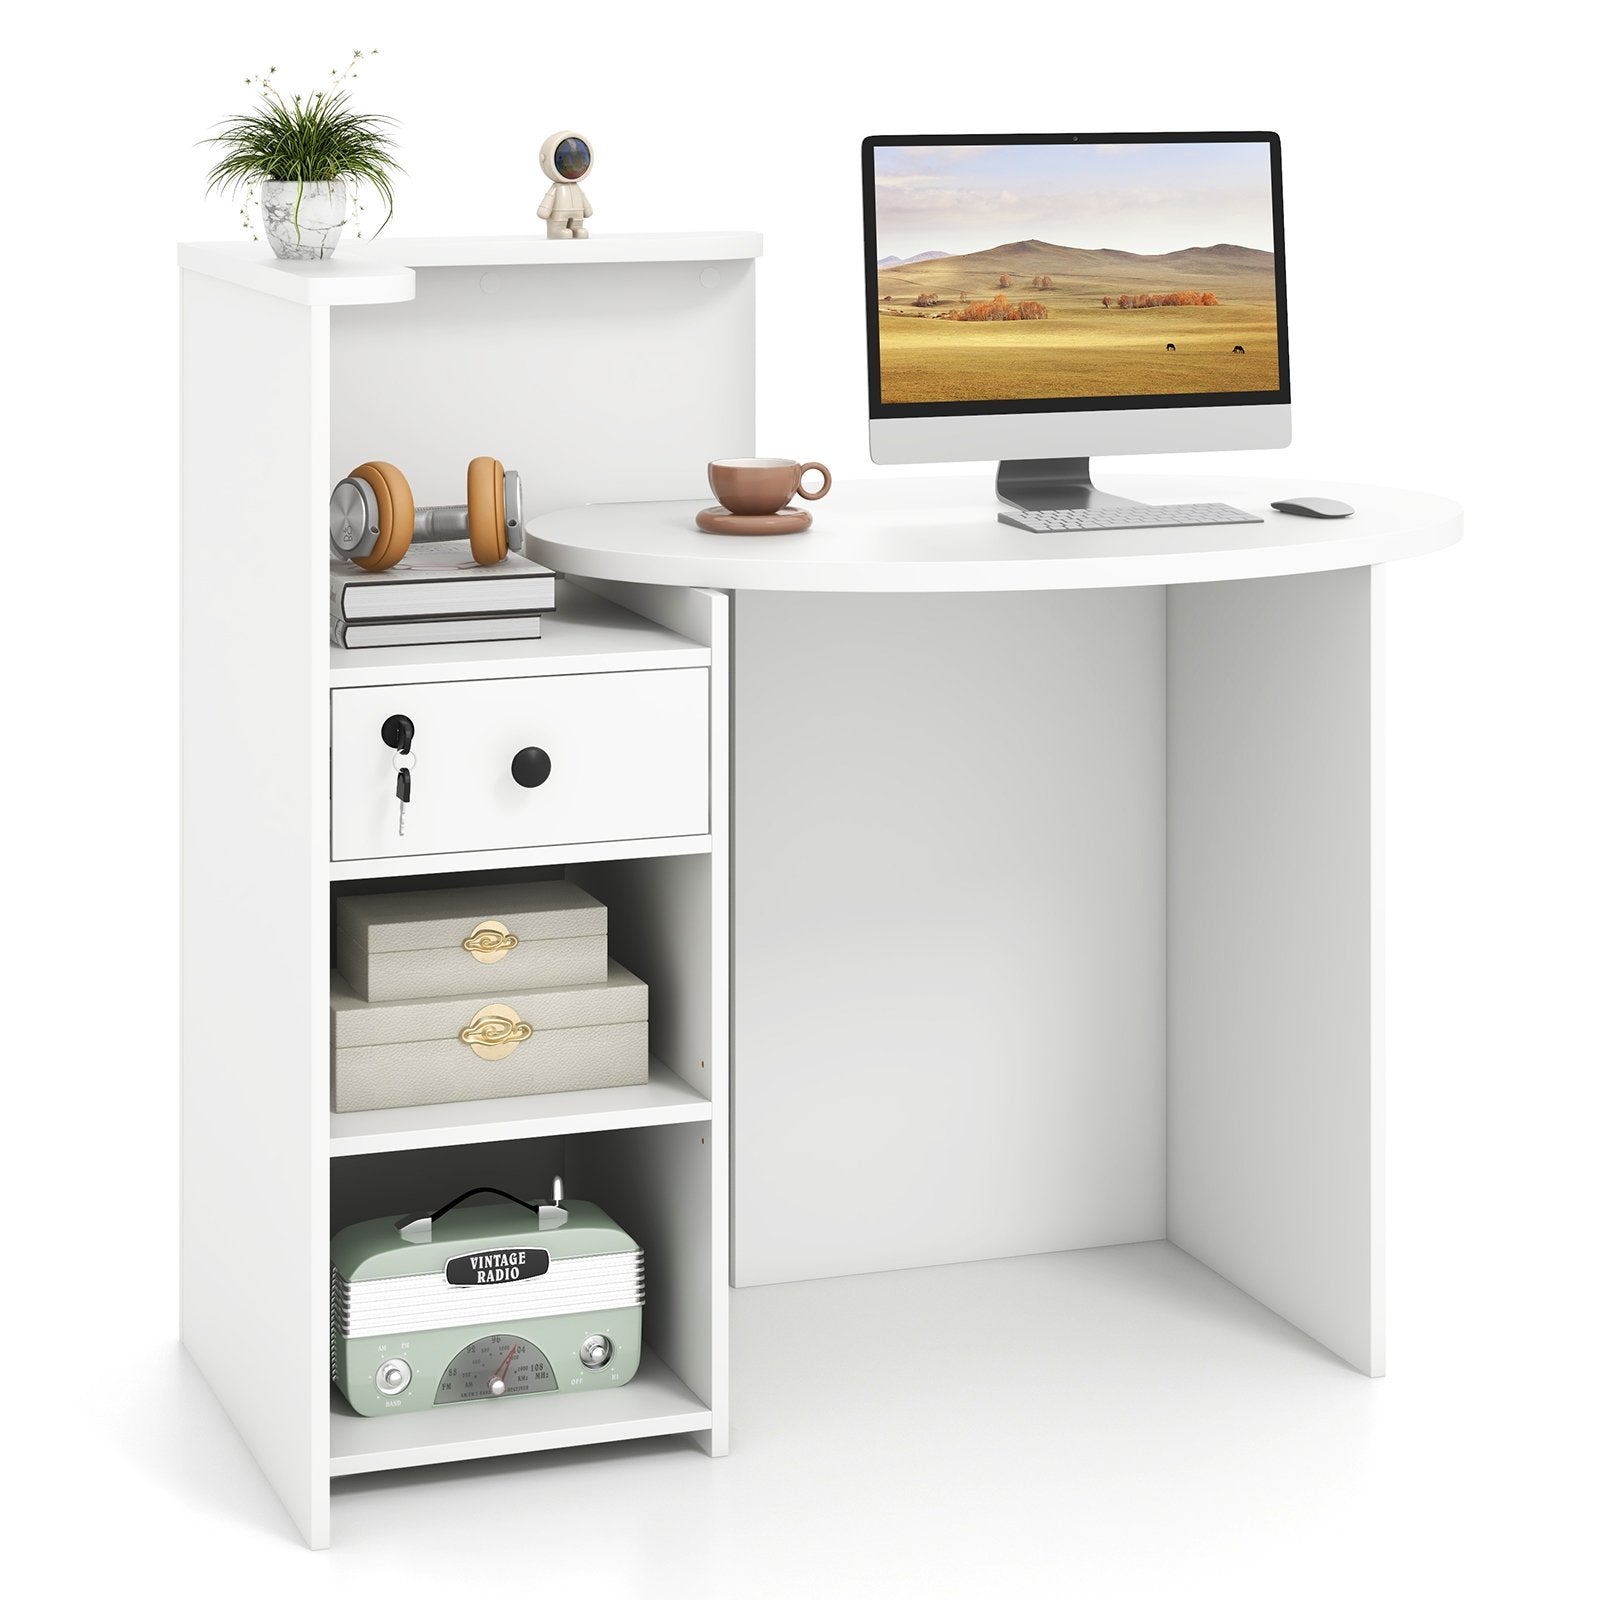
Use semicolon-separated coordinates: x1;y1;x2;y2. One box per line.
707;457;832;516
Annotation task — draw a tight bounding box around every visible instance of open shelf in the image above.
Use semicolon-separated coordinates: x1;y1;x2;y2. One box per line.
330;1057;710;1156
329;1346;710;1477
329;579;710;687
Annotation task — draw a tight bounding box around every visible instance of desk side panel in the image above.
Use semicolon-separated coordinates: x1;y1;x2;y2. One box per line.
180;271;331;1544
1167;567;1383;1374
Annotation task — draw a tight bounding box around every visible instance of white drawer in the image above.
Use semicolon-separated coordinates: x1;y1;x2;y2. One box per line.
331;669;709;861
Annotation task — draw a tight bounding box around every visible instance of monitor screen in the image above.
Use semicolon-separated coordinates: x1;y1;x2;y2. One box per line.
863;133;1288;420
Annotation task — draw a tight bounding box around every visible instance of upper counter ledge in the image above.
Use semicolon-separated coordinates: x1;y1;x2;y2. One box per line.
177;232;764;307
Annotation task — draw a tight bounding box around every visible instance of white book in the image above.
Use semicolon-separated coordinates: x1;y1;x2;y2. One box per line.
331;612;544;650
331;545;557;620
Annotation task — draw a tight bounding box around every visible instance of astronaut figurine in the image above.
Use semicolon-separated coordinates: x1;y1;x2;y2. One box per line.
537;131;594;239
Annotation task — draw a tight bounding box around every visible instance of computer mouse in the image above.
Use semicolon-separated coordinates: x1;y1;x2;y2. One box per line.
1271;497;1354;519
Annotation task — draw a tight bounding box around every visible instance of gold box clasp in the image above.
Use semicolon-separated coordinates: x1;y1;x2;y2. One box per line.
458;1003;534;1060
462;920;519;963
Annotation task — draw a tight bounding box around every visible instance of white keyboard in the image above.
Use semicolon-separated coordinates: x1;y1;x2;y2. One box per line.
999;502;1262;533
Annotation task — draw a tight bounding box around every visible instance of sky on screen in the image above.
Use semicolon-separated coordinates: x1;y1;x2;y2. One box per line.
874;140;1275;260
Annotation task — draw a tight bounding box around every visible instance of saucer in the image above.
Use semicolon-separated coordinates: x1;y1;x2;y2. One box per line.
695;505;812;536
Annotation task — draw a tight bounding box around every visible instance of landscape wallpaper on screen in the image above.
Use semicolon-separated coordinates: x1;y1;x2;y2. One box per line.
873;142;1281;406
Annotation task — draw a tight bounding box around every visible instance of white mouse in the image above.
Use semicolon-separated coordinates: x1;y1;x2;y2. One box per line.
1272;497;1354;518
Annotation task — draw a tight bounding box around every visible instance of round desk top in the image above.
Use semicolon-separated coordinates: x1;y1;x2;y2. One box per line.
525;473;1461;594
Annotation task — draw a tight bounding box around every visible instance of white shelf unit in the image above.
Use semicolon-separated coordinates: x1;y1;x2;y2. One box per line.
179;234;755;1547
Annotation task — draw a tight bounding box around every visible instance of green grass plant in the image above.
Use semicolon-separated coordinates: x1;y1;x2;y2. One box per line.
202;52;401;241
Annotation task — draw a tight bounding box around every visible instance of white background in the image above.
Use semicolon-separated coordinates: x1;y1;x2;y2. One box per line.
6;1;1594;1592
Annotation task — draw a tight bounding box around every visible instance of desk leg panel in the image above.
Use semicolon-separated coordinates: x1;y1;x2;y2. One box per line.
731;588;1168;1284
1167;567;1384;1375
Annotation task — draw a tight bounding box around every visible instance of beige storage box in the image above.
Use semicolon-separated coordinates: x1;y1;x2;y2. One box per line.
331;960;648;1113
335;881;608;1002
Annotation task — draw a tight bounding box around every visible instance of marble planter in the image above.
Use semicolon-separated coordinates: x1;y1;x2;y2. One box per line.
261;180;347;261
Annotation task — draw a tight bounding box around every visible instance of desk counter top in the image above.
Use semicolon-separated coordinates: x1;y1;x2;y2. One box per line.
525;474;1461;593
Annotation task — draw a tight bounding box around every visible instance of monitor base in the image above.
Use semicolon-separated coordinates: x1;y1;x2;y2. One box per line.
996;457;1141;513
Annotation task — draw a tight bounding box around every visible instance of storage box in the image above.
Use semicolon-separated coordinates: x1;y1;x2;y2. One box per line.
335;881;609;1002
330;960;649;1112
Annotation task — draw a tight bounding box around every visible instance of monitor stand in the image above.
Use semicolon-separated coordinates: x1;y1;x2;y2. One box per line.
996;457;1140;513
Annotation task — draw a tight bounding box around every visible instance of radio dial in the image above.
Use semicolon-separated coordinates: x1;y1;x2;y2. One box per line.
375;1358;412;1395
580;1334;613;1369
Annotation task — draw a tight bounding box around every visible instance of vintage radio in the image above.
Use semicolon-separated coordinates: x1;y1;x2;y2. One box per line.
331;1182;643;1418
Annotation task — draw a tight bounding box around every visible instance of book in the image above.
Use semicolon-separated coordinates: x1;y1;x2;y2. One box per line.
331;612;543;650
331;545;557;621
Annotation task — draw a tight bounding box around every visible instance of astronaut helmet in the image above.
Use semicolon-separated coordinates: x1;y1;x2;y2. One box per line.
540;131;593;183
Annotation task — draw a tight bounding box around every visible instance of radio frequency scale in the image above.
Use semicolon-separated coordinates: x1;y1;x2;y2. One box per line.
331;1182;644;1418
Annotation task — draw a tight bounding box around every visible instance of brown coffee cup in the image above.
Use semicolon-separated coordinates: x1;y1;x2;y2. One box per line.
707;457;832;516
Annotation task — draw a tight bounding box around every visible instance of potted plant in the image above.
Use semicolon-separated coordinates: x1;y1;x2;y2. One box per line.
203;52;401;261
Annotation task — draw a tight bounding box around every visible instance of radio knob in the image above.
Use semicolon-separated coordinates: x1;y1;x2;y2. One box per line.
579;1334;612;1369
375;1358;412;1395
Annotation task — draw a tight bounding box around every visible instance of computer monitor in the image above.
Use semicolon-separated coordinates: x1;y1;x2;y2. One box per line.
862;132;1289;512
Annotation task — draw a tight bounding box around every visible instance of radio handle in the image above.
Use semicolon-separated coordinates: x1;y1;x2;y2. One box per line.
397;1177;565;1243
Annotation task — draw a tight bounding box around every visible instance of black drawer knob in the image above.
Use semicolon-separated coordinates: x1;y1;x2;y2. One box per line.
511;746;552;788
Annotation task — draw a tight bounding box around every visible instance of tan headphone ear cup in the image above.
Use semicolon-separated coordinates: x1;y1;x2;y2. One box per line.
349;462;415;572
466;457;507;565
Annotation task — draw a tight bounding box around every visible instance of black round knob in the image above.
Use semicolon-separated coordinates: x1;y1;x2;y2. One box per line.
511;746;552;788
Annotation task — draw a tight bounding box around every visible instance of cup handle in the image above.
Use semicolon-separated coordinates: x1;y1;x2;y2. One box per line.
794;462;832;501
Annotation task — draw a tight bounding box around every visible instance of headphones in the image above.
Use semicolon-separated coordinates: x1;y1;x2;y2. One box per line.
329;457;524;571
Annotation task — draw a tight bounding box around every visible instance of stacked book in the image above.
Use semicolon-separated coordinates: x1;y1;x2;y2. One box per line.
330;546;557;648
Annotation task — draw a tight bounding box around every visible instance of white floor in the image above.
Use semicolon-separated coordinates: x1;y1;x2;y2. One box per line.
48;1240;1586;1596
